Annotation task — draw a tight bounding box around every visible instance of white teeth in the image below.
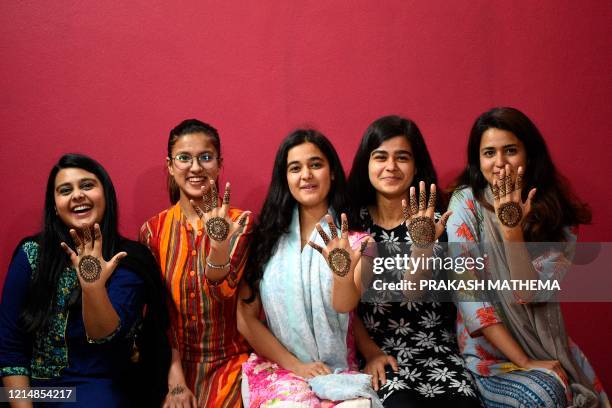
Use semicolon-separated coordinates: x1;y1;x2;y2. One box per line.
73;205;92;213
187;177;205;182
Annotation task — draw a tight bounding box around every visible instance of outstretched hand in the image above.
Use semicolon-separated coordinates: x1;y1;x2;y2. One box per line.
308;213;370;278
190;180;250;246
403;181;451;248
60;223;127;287
491;165;536;229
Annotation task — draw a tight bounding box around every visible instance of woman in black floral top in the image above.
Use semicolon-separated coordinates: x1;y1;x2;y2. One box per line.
347;115;481;407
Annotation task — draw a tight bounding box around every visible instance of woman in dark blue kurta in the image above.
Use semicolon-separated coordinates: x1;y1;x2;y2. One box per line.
0;154;169;407
0;240;145;406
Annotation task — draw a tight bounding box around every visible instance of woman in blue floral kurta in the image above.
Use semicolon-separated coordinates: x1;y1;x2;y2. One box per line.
447;107;608;407
0;154;168;407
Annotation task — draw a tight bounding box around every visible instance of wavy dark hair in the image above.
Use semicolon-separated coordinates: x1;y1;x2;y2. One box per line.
167;119;221;204
347;115;441;227
451;107;591;242
15;153;170;404
244;129;349;301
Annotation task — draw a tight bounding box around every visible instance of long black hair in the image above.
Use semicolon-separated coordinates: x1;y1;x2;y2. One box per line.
451;107;591;242
347;115;441;227
20;153;121;333
166;119;221;204
244;129;349;301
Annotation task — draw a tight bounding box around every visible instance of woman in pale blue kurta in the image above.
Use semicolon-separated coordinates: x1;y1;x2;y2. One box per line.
238;129;379;407
447;107;608;408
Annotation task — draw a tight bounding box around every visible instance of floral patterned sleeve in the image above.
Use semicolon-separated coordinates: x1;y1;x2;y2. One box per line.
0;247;33;377
447;188;502;337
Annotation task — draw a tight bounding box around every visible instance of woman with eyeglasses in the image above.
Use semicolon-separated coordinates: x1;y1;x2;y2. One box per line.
140;119;252;407
0;154;170;407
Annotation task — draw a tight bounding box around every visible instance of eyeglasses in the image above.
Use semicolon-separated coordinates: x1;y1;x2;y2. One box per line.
171;153;218;169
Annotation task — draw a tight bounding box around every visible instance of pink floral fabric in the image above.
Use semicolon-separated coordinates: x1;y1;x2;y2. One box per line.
242;353;340;407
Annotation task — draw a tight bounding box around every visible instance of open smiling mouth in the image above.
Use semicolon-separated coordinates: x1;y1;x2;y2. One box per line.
187;176;207;185
72;205;93;216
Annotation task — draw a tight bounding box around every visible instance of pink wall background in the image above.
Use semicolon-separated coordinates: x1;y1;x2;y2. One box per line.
1;1;610;388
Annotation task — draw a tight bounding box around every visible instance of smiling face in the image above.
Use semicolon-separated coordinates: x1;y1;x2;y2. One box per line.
479;128;527;186
54;167;106;229
167;132;221;201
368;136;415;199
286;142;332;210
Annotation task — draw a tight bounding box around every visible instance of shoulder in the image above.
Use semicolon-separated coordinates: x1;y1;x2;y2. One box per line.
139;208;176;245
13;237;40;268
4;237;38;286
141;208;172;230
449;185;476;204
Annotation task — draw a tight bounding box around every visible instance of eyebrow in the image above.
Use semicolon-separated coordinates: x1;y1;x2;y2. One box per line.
55;178;98;190
371;149;412;155
481;144;518;151
287;156;324;167
175;150;215;155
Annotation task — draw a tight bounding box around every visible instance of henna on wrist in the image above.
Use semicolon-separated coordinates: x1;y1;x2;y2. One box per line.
169;385;185;396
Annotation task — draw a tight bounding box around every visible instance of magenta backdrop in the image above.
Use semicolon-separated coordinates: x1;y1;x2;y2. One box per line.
1;1;611;388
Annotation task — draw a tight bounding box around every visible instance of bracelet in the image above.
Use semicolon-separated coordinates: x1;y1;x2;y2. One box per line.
205;258;231;270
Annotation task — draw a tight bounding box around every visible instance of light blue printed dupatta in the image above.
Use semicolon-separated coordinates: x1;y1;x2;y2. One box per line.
260;206;381;406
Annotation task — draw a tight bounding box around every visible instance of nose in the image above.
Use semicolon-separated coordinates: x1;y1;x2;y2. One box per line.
494;152;506;169
385;158;398;171
301;167;313;180
189;158;204;171
72;188;86;200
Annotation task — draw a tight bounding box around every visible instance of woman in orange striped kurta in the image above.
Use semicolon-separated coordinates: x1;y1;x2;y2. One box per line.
140;119;251;407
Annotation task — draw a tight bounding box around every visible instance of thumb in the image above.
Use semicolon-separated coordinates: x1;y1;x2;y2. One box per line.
60;242;78;266
387;355;399;372
109;251;128;269
524;188;537;214
236;211;251;229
